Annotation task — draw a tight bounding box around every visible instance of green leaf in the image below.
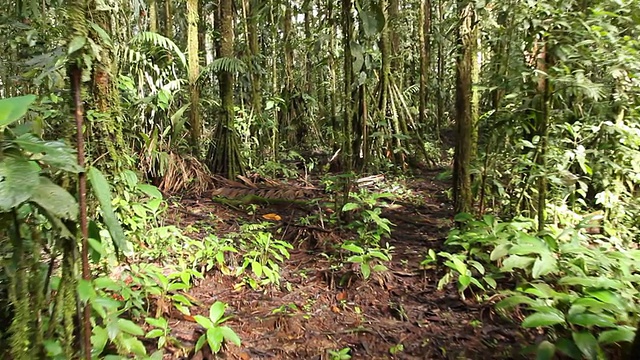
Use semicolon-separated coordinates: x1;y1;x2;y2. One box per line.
555;337;582;359
251;261;263;277
598;327;635;344
87;167;129;254
0;156;40;211
458;275;471;290
207;327;224;353
522;311;565;328
88;221;103;263
0;95;36;128
342;202;360;212
195;334;206;352
356;1;385;37
145;329;164;338
567;313;616;328
121;336;147;356
495;295;537;309
77;279;96;303
572;331;599;360
137;183;163;199
145;317;168;329
585;290;624;310
342;243;364;254
194;315;214;329
220;326;241;346
13;134;82;173
532;254;558;279
501;255;535;272
91;326;109;354
117;318;145;336
536;340;556;360
30;177;78;220
453;212;474;222
361;262;371;279
68;36;87;54
209;302;226;324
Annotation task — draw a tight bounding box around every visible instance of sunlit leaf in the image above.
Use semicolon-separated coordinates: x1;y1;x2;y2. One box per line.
0;95;36;128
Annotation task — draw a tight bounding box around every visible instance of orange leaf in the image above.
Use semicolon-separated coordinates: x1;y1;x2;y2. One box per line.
262;213;282;221
331;306;341;314
336;292;347;301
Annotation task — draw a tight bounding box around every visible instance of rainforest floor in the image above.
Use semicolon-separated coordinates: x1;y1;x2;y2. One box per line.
159;169;532;360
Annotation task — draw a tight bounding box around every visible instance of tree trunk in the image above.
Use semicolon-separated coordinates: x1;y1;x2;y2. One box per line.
87;0;130;174
164;0;173;38
149;0;158;32
207;0;245;179
341;0;354;171
435;0;444;140
187;0;201;154
418;0;431;127
453;1;475;215
535;40;549;232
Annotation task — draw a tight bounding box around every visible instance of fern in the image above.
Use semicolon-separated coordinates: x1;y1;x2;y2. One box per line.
129;32;187;68
204;57;248;75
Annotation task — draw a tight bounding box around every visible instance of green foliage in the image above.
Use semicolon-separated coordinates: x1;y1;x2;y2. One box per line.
433;214;640;359
342;189;395;244
193;301;241;354
237;225;293;289
342;242;392;280
328;347;352;360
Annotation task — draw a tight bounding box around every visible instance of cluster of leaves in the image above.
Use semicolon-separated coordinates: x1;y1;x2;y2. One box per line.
429;213;640;359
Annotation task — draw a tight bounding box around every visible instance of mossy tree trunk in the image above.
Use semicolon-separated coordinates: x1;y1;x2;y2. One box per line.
453;0;475;215
207;0;245;179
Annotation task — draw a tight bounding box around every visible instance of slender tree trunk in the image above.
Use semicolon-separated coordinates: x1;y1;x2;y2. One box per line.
328;0;338;149
535;39;549;232
341;0;354;171
453;1;475;214
164;0;173;38
149;0;158;32
470;17;480;160
435;0;444;140
187;0;201;154
303;0;313;94
247;0;262;115
418;0;431;126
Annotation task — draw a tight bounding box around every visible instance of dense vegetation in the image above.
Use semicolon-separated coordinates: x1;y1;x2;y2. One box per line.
1;0;640;359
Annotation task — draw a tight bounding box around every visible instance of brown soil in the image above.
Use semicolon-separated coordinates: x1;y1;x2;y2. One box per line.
159;170;529;360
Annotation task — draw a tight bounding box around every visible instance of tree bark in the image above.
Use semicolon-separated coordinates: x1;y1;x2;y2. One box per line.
453;1;475;215
187;0;201;154
418;0;431;126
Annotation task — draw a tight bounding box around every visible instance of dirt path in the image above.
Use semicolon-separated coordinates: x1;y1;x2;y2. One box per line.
164;171;526;359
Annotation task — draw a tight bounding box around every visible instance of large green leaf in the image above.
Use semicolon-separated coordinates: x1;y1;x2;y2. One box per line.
0;95;36;129
501;254;535;271
567;313;616;328
87;167;129;254
30;177;78;220
535;340;555;360
0;156;40;211
598;327;635;344
13;134;83;173
532;253;558;279
355;0;385;37
220;326;241;346
522;310;565;328
572;331;599;360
